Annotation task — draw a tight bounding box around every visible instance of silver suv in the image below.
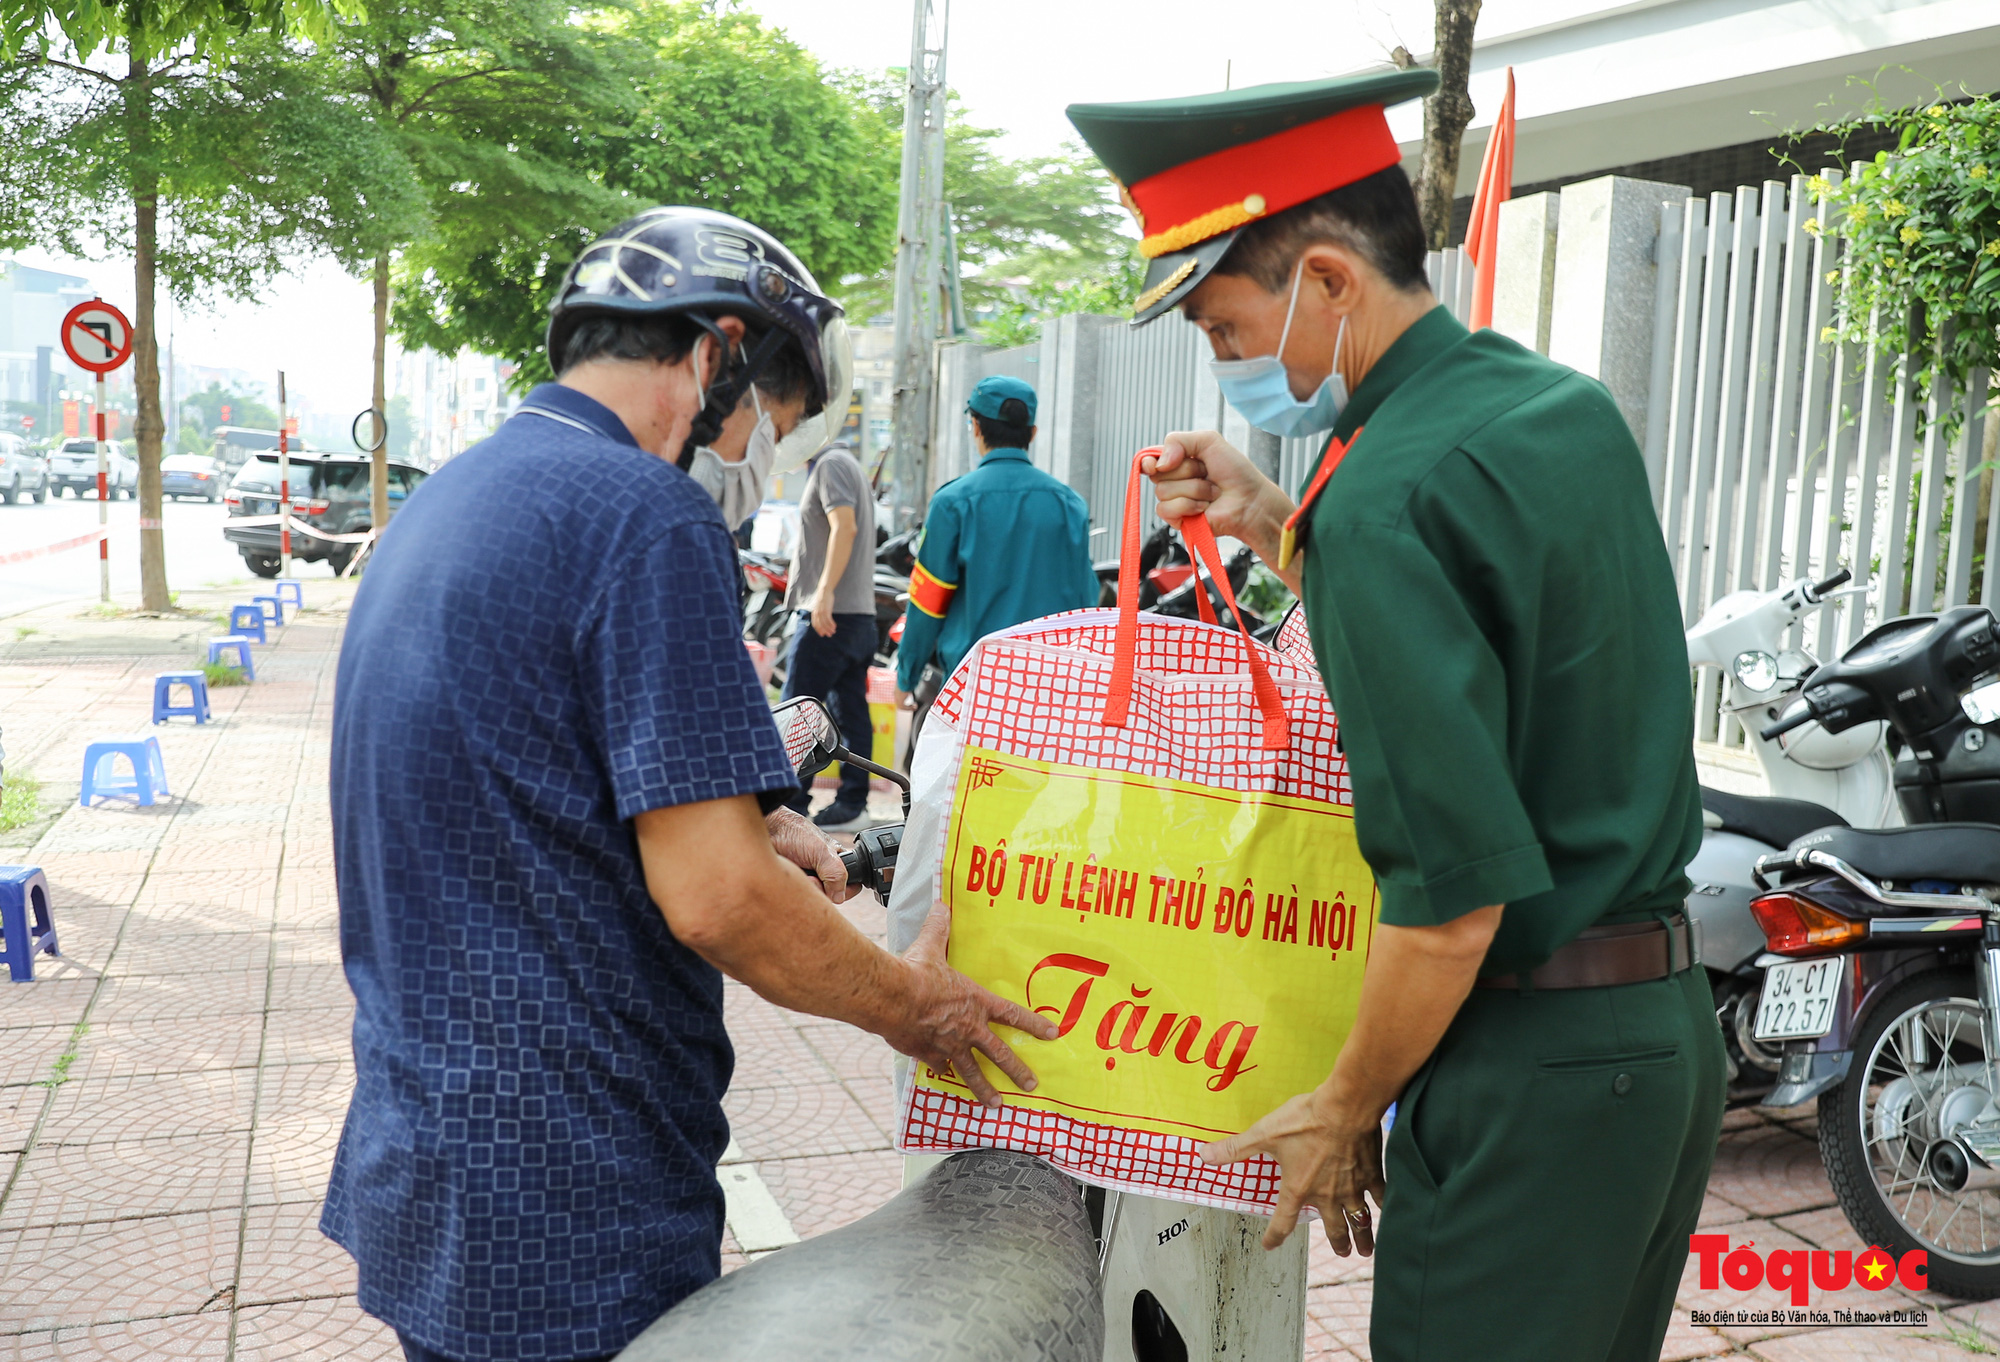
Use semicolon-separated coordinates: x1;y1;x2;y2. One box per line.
49;437;137;499
0;433;48;504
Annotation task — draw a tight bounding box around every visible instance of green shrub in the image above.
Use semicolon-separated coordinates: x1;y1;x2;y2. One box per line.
0;770;42;832
203;660;249;688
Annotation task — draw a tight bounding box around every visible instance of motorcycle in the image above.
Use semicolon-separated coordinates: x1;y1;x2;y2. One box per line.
1682;568;1901;1104
1742;603;2000;1296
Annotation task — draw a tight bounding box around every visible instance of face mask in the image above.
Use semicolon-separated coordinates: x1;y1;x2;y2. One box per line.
1209;263;1349;437
688;385;778;528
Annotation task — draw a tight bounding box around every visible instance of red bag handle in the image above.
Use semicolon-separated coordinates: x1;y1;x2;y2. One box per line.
1101;448;1291;750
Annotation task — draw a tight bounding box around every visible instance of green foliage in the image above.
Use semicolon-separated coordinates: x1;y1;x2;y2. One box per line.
838;76;1140;326
394;0;899;390
1810;91;2000;433
973;259;1145;348
0;767;39;832
1238;563;1297;627
186;380;277;430
203;658;248;686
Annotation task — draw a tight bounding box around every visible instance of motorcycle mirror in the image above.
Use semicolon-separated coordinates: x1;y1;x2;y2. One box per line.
773;697;841;781
1964;679;2000;726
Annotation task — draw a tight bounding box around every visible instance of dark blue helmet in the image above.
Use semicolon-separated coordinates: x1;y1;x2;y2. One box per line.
546;206;852;466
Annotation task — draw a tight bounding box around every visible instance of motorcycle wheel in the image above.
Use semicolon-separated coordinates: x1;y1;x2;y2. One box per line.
1819;968;2000;1297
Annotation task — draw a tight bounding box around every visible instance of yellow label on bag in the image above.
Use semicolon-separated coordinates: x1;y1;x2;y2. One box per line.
920;745;1378;1140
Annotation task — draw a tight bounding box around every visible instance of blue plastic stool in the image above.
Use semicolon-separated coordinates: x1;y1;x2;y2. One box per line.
252;594;284;627
80;735;170;807
227;604;267;643
0;866;58;982
207;636;256;681
152;671;210;725
274;579;304;611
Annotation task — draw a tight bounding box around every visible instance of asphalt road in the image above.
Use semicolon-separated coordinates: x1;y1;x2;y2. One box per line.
0;489;348;618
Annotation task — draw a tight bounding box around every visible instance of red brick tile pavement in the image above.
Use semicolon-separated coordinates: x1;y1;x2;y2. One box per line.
0;588;1990;1361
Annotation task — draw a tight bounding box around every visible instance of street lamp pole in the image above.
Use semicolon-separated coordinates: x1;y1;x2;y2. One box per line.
886;0;952;531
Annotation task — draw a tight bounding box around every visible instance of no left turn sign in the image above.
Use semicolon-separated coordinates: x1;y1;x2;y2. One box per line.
60;298;134;374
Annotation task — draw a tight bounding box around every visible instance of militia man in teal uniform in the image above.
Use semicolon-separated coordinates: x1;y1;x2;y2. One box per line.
1068;70;1723;1362
895;375;1099;728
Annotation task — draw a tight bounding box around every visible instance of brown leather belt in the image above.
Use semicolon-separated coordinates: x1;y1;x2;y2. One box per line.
1475;914;1698;991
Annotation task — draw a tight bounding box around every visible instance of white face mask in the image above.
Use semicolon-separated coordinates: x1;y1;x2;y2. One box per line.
689;385;778;528
1207;262;1349;437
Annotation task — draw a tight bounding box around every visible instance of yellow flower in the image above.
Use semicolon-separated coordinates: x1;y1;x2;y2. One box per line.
1807;175;1833;198
1973;165;1990;180
1826;270;1841;284
1821;326;1840;343
1883;200;1908;218
1928;105;1947;117
1849;203;1870;222
1901;225;1921;245
1802;217;1822;237
1985;239;2000;257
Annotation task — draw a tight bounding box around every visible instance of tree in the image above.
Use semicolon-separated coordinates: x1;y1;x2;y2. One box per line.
303;0;628;527
394;0;900;391
0;0;413;609
185;379;278;430
837;77;1139;329
1397;0;1484;251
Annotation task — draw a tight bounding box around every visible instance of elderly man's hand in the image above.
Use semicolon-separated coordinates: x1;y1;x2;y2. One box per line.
1199;1088;1386;1254
886;898;1058;1106
1141;430;1284;538
764;806;852;901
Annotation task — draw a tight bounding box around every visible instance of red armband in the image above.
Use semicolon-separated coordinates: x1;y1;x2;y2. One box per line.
909;560;957;618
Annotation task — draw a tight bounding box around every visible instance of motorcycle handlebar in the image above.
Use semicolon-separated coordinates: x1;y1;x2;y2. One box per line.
1759;705;1816;741
1807;568;1853;601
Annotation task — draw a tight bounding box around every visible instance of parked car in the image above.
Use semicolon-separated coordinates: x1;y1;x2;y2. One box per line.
161;452;226;502
209;426;307;473
47;437;137;499
223;452;428;576
0;433;48;504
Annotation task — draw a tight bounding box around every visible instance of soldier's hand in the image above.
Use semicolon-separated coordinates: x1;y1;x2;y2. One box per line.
1141;430;1293;552
887;898;1060;1107
765;806;853;901
1199;1089;1386;1255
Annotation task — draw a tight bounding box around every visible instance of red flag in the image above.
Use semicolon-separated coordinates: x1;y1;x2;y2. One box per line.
1464;67;1516;331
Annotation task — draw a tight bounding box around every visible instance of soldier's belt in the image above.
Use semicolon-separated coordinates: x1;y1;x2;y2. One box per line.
1475;914;1697;991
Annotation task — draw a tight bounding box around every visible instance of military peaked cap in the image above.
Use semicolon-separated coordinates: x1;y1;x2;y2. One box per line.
1067;68;1439;323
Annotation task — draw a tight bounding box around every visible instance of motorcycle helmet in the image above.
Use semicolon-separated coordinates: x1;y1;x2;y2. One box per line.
546;205;852;470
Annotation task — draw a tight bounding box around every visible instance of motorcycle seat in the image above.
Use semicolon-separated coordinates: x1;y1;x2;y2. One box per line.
1700;785;1846;849
614;1148;1102;1361
1785;822;2000;887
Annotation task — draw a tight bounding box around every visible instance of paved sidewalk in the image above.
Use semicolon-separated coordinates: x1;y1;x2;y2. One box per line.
1;592;1995;1359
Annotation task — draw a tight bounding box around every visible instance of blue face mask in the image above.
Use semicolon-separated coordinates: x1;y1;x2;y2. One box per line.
1208;263;1348;437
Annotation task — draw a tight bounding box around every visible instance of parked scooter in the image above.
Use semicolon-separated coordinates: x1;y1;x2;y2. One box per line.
1742;604;2000;1296
1682;569;1901;1104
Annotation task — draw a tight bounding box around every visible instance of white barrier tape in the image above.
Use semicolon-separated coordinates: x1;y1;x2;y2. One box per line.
0;528;108;566
229;514;377;545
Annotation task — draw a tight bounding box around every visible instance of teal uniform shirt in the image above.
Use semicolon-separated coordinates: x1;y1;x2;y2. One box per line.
1295;306;1703;976
896;447;1100;693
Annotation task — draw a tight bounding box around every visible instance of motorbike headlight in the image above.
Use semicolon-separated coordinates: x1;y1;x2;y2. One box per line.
1732;650;1780;693
1963;679;2000;725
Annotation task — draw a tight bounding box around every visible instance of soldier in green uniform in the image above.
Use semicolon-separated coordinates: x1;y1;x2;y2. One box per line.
1068;71;1724;1362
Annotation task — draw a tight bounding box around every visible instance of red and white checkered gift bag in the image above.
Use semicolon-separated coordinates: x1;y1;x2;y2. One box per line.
885;451;1378;1216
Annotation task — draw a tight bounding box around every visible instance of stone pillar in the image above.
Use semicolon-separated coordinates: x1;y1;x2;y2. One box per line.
1492;191;1560;355
1547;175;1691;443
1044;313;1117;499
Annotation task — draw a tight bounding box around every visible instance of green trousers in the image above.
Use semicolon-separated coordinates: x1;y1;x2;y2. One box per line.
1371;966;1725;1362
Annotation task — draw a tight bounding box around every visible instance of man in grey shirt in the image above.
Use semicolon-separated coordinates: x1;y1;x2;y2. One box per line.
782;442;878;828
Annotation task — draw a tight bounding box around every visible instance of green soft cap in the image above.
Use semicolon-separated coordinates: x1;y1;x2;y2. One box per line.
967;374;1038;424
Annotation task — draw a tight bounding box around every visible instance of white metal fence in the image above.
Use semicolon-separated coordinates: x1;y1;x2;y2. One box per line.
1652;171;1996;744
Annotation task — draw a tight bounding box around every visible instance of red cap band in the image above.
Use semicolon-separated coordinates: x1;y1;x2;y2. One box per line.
1129;104;1403;259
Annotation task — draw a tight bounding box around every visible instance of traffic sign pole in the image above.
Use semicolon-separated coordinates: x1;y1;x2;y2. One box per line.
278;371;290;579
59;296;134;607
96;373;108;603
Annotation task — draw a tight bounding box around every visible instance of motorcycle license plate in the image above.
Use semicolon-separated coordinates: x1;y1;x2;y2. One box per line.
1753;957;1845;1041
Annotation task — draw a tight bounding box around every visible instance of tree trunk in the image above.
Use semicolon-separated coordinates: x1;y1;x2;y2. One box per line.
1415;0;1483;253
371;249;390;530
127;44;170;612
